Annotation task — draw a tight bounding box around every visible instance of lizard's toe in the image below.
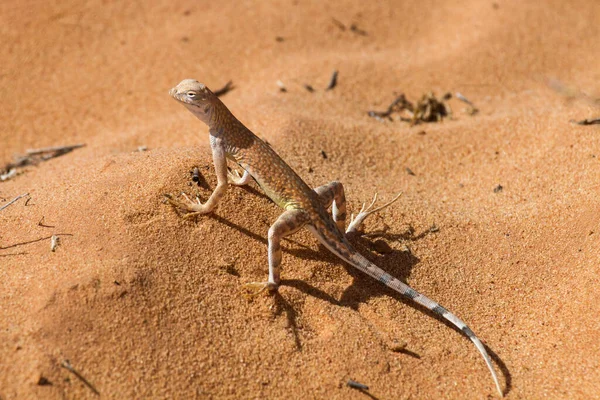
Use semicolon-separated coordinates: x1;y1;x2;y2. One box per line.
164;193;206;216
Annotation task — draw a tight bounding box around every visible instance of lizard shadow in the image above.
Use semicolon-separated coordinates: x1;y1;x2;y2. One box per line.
196;183;511;394
284;232;512;396
270;291;303;351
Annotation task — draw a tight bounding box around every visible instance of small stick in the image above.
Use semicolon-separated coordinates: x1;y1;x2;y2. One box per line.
303;84;315;92
331;18;346;31
0;193;29;212
26;144;85;156
276;80;287;92
456;92;474;107
349;24;368;36
0;233;73;251
571;117;600;126
368;94;412;120
347;379;369;390
61;360;99;395
38;216;55;228
456;92;479;115
325;70;338;91
213;80;234;97
0;252;27;257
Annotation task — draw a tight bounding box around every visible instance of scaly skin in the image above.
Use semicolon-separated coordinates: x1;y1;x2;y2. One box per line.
165;79;503;397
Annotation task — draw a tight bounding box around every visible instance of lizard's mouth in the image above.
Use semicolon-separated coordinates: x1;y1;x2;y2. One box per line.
169;91;195;107
169;88;187;103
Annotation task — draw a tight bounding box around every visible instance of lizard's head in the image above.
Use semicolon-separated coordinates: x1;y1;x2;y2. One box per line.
169;79;215;124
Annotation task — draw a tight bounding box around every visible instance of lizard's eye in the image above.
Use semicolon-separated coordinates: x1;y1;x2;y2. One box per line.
186;92;196;98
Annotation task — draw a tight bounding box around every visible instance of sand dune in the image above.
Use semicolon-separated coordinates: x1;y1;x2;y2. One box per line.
1;1;599;398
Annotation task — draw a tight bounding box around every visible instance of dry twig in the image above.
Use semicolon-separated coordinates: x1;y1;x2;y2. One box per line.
213;80;234;97
61;360;99;395
571;117;600;126
2;144;86;182
347;379;369;390
0;193;29;212
325;70;338;91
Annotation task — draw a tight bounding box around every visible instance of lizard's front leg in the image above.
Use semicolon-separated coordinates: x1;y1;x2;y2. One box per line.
244;209;309;295
165;136;229;217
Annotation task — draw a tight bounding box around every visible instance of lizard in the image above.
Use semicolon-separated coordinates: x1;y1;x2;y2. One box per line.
164;79;503;397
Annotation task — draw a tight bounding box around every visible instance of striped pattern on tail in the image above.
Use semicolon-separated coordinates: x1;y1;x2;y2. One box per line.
306;224;503;397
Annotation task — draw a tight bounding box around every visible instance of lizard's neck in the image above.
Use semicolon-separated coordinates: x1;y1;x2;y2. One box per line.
183;95;233;128
207;97;236;129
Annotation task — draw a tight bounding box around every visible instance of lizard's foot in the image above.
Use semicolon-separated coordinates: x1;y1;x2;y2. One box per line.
242;281;278;297
346;192;402;234
163;193;209;219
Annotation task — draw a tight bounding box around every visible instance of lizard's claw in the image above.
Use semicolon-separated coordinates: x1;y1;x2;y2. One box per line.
346;192;402;234
163;193;205;219
242;281;278;298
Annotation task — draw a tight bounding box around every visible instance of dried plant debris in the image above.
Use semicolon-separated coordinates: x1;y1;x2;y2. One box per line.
1;144;85;182
412;92;452;123
276;80;287;92
331;18;347;31
456;92;479;115
50;235;60;252
325;70;338;91
571;117;600;126
0;168;18;181
37;376;52;386
368;94;412;121
331;18;368;36
213;80;234;97
61;360;99;395
347;379;369;390
368;92;452;125
0;193;29;212
349;23;368;36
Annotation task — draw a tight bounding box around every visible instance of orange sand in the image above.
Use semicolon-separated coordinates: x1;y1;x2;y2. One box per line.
1;1;599;398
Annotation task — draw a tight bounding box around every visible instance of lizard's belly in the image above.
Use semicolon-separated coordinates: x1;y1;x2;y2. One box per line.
254;175;296;209
231;144;311;211
239;162;303;210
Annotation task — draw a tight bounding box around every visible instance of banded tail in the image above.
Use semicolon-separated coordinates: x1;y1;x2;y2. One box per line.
306;224;503;397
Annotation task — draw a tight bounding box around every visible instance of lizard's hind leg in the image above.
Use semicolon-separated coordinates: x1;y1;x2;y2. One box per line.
314;181;347;232
243;209;310;296
346;192;402;234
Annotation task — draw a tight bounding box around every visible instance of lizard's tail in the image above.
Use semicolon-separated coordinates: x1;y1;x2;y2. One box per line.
307;225;503;397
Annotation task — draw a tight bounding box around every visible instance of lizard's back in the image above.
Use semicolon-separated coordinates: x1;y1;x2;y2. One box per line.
222;121;321;213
